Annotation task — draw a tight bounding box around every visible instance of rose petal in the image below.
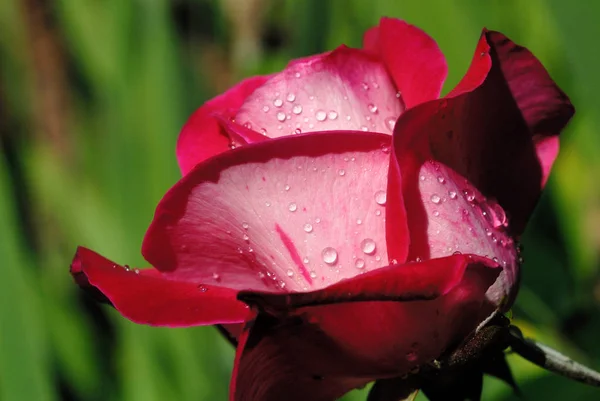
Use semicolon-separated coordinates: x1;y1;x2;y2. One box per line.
235;46;404;138
430;30;574;235
177;75;271;175
390;101;520;307
71;247;249;326
230;314;370;401
143;132;400;292
238;254;497;313
231;256;499;400
363;17;448;108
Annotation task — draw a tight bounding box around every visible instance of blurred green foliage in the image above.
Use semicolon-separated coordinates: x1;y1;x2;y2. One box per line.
0;0;599;400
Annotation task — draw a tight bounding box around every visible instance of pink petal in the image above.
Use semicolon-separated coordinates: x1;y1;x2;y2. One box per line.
177;75;271;175
363;17;448;108
390;102;521;307
71;247;249;326
235;46;404;138
143;132;399;292
433;30;573;235
231;256;499;400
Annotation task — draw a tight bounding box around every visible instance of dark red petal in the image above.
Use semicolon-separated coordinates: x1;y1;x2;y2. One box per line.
230;313;371;401
176;75;271;175
71;247;249;326
238;254;498;313
231;257;500;400
364;17;448;108
397;30;573;236
143;132;400;292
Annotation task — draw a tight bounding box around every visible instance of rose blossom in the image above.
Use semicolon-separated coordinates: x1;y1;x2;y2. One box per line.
71;18;573;401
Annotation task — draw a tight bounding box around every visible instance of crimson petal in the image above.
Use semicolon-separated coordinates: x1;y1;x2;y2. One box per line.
177;75;271;175
231;256;499;400
363;17;448;108
71;247;249;326
422;30;573;236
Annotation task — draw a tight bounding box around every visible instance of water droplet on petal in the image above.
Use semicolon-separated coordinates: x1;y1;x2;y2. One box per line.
453;251;462;255
396;91;402;98
262;105;270;112
303;223;313;233
430;194;441;204
309;270;317;278
437;176;445;184
338;169;345;176
294;128;302;134
242;234;249;241
356;219;362;225
420;175;426;181
433;210;440;217
292;104;303;115
449;190;457;199
286;93;296;102
276;111;286;122
198;285;208;292
303;257;309;264
360;238;376;255
368;103;379;114
374;190;387;205
284;184;290;191
286;269;294;277
322;247;338;265
375;210;382;216
463;189;475;202
295;72;301;78
385;117;396;132
328;110;338;120
212;272;221;282
288;202;297;212
360;126;368;131
273;98;283;107
355;258;365;269
242;222;249;230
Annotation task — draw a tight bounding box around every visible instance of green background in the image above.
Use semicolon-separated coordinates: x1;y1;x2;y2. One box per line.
1;0;599;400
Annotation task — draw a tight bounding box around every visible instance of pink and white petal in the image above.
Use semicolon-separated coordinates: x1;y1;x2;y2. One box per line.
232;256;499;400
433;30;573;235
143;132;400;293
390;102;520;308
235;46;404;138
365;17;448;108
71;247;250;326
230;313;371;401
177;75;271;175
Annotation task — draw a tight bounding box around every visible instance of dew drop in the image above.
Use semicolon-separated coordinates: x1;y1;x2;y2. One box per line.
273;98;283;107
198;285;208;292
395;91;402;98
328;110;338;120
212;272;221;282
368;103;379;114
449;190;457;199
276;111;286;122
361;82;369;90
375;210;382;216
315;217;321;223
437;176;446;184
242;222;249;230
322;247;338;265
420;175;426;181
374;190;387;205
262;105;270;112
303;223;313;233
286;93;296;102
288;202;297;212
286;269;295;277
453;251;462;255
292;104;303;114
284;184;290;191
356;219;362;225
265;201;271;207
295;72;301;78
309;270;317;278
385;117;396;132
463;189;475;202
430;194;441;204
360;238;376;255
315;110;327;122
134;268;140;274
242;234;250;241
433;210;440;217
303;257;309;264
259;128;267;135
360;126;368;131
338;169;346;176
355;258;366;269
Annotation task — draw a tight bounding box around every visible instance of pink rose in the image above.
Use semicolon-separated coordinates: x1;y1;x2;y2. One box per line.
71;18;573;401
